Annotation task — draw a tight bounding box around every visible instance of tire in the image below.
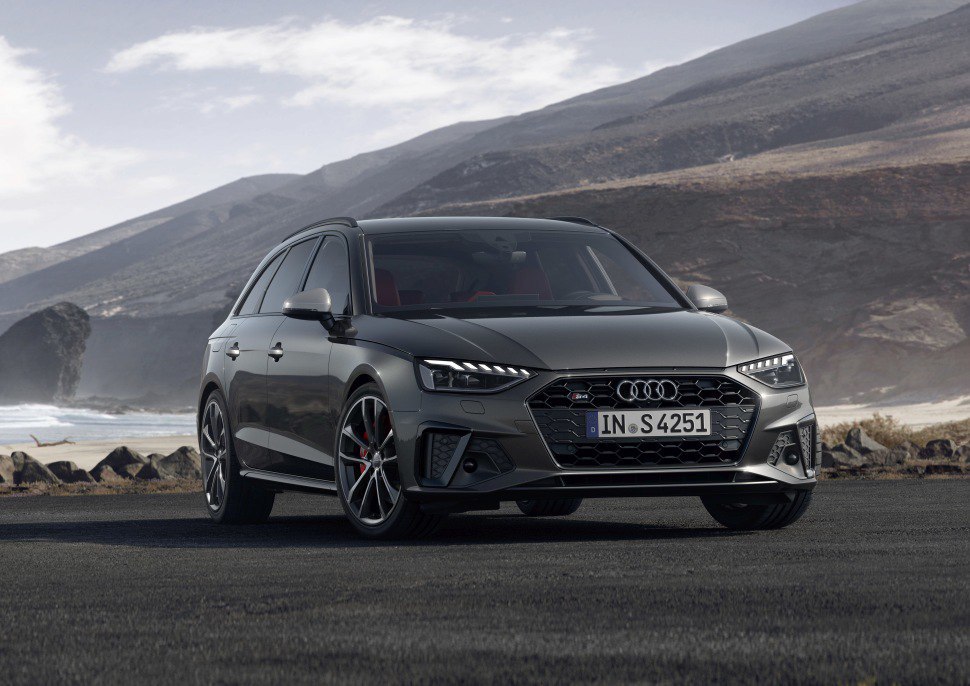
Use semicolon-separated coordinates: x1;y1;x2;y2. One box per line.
200;390;275;524
335;384;443;539
516;498;583;517
701;491;812;530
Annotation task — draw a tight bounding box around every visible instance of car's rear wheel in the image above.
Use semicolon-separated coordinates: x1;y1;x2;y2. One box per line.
200;391;275;524
516;498;583;517
336;384;443;539
701;491;812;530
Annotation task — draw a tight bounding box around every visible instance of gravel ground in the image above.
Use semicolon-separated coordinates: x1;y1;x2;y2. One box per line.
0;480;967;685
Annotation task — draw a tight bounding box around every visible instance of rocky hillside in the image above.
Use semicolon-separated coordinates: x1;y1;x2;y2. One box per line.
0;0;965;405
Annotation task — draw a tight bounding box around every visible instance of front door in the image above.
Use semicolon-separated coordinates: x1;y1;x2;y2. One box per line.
263;235;353;480
229;236;319;471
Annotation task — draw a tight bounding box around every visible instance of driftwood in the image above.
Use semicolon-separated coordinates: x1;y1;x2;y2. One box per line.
30;434;76;448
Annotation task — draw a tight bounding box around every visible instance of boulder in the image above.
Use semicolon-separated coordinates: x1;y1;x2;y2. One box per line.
47;461;95;484
135;457;176;481
956;444;969;464
158;446;202;480
91;464;125;483
9;452;61;485
895;440;923;460
844;427;887;455
0;303;91;403
919;439;958;460
828;443;866;467
0;454;14;484
92;446;148;479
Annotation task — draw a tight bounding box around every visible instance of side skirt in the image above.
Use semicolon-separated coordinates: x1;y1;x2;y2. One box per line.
240;468;338;495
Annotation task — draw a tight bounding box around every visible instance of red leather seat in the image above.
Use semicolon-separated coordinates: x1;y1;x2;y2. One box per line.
374;268;401;306
510;266;553;299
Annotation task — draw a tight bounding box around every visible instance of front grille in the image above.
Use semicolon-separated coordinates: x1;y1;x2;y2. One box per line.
528;375;759;469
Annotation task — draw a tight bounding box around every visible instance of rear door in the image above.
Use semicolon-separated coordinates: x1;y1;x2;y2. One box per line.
226;238;318;471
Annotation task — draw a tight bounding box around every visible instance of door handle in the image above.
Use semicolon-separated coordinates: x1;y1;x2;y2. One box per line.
268;342;284;361
226;343;241;360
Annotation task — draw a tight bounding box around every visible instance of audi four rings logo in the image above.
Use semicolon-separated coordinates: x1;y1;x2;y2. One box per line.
616;379;678;402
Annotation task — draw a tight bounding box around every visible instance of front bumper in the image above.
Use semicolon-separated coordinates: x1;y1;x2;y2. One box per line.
391;367;817;508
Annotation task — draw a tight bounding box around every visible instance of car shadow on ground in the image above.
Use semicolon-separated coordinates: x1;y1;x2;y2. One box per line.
0;511;747;549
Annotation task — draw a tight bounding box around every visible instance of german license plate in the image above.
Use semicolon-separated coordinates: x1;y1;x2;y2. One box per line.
585;409;711;439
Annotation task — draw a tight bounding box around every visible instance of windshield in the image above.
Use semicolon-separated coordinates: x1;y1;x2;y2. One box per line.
366;229;684;313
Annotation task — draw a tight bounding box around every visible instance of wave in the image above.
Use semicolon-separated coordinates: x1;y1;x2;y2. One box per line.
0;404;195;443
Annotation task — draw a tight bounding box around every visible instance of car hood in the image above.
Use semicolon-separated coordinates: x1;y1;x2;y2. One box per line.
356;309;790;370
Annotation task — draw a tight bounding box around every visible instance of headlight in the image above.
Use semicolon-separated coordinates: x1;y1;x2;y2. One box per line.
738;353;804;388
418;359;533;393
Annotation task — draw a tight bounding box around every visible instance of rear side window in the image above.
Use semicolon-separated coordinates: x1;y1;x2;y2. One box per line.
304;237;352;315
259;238;317;314
237;252;284;316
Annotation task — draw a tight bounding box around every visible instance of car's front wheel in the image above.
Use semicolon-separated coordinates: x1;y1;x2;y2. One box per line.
701;491;812;530
335;384;443;539
200;390;275;524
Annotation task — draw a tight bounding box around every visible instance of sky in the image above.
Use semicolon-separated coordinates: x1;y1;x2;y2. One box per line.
0;0;857;253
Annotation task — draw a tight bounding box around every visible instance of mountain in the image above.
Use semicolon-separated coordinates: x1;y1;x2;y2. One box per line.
0;0;965;406
378;3;970;214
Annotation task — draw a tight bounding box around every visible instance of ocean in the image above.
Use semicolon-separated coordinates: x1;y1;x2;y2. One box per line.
0;404;196;444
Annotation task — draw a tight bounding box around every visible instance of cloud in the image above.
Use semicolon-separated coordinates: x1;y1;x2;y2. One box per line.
0;36;140;198
106;16;627;123
199;93;263;115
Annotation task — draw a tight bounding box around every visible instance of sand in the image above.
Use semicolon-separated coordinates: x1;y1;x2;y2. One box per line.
815;396;970;428
1;435;198;471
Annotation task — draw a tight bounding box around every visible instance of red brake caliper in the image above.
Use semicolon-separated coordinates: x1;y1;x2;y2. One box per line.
359;431;368;474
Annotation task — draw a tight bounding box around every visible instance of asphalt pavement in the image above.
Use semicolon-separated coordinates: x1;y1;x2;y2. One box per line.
0;480;967;685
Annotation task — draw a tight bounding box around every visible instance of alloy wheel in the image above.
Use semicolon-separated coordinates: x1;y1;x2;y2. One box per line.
200;398;228;511
337;395;401;526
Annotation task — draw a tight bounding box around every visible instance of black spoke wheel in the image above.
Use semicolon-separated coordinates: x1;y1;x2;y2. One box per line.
200;399;228;511
337;395;401;526
200;391;275;524
335;384;443;539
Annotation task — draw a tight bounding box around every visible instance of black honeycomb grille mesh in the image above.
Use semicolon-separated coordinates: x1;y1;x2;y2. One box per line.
428;433;460;480
529;376;758;469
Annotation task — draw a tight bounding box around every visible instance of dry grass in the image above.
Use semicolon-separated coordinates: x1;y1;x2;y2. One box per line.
821;414;970;449
0;479;201;498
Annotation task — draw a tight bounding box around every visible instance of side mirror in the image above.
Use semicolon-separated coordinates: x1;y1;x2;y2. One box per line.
686;284;728;313
283;288;335;328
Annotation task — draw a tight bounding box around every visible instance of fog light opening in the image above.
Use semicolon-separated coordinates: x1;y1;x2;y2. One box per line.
462;458;478;473
783;448;800;466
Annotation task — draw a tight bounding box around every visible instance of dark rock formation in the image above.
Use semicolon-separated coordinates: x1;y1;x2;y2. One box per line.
844;428;887;455
826;443;866;467
0;302;91;403
47;461;95;484
90;465;124;483
136;456;176;481
0;455;15;484
158;446;202;480
91;446;147;480
920;439;958;460
8;452;61;485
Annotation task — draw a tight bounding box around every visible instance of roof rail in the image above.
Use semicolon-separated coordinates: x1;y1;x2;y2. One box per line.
547;216;602;228
283;216;358;242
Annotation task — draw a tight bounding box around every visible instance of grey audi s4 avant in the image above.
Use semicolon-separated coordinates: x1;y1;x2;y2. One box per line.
199;216;817;538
